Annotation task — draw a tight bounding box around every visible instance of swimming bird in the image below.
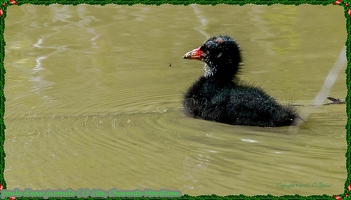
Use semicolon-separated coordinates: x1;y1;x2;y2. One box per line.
182;35;298;127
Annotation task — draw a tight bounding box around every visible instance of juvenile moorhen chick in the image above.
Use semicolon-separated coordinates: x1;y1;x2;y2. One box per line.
182;35;298;127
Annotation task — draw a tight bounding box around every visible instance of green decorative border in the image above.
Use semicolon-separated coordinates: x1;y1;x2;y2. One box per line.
0;0;349;199
0;0;7;194
0;0;340;5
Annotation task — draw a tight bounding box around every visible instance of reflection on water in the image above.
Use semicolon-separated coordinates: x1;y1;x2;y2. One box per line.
249;5;277;56
4;4;347;196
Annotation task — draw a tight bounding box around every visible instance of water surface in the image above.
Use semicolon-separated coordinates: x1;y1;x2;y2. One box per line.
4;4;347;196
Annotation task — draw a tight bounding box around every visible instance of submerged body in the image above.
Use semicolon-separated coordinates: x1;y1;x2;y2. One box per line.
182;35;298;127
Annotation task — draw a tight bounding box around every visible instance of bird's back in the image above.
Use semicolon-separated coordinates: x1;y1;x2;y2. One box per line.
183;77;297;127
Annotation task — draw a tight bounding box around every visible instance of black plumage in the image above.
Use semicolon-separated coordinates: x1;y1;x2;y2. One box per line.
182;35;298;127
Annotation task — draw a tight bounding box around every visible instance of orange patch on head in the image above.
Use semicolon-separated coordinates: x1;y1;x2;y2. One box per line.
215;38;224;44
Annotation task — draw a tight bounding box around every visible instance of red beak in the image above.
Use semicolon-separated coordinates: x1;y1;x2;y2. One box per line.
182;47;202;60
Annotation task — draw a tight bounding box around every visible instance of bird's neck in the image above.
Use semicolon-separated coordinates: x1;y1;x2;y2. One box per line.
204;63;217;77
203;61;239;81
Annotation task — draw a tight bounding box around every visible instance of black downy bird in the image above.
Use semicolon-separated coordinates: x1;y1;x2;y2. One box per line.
182;35;298;127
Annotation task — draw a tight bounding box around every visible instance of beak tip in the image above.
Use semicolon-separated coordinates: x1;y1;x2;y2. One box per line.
182;53;191;59
183;47;201;60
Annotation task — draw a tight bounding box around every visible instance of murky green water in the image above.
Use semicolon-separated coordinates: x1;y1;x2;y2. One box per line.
4;4;347;196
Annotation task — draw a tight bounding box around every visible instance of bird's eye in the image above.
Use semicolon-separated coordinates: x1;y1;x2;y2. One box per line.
200;46;209;55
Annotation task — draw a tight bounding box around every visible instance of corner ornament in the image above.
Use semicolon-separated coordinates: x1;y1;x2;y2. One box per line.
0;0;17;17
334;0;351;17
334;183;351;200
